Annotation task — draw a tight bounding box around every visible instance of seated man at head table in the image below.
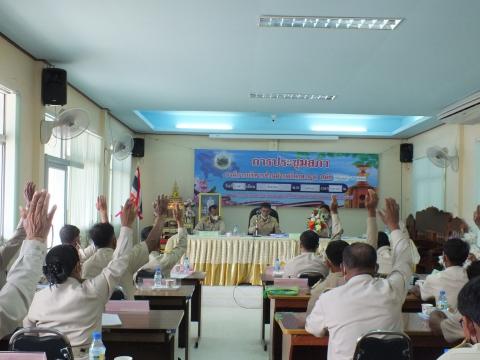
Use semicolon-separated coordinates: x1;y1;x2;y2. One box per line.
306;239;349;315
248;202;281;236
305;197;417;360
81;195;165;299
410;237;469;310
429;260;480;344
0;189;56;339
60;224;96;263
437;276;480;359
283;230;329;279
195;204;225;234
315;195;344;239
24;198;136;360
138;197;187;278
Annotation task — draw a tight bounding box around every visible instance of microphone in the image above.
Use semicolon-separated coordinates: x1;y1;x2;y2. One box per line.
256;209;261;216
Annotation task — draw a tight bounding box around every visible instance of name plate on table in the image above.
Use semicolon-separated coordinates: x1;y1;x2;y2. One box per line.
0;354;47;360
105;300;149;313
198;231;220;237
269;233;289;238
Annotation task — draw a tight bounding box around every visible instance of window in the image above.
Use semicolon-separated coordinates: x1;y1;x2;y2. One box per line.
0;90;6;240
412;157;445;212
109;153;132;227
44;123;102;246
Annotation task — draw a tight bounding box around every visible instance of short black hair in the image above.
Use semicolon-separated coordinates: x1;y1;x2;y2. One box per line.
318;204;330;213
325;240;349;267
59;225;80;245
141;226;153;241
300;230;320;252
208;204;218;212
458;276;480;326
342;243;377;271
377;232;390;249
88;223;115;248
467;261;480;280
43;244;79;285
260;202;271;209
443;238;470;266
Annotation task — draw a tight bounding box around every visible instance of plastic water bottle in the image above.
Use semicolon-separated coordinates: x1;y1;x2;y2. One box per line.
233;224;239;236
274;258;281;272
183;256;190;273
154;267;163;288
437;290;448;310
89;331;106;360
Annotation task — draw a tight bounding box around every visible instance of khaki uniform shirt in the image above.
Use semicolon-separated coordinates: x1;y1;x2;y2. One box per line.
248;215;281;236
305;229;415;360
318;213;344;240
306;272;345;315
420;266;468;310
24;227;133;352
195;216;226;233
82;240;148;300
0;220;25;289
140;228;188;277
0;240;46;339
283;253;329;279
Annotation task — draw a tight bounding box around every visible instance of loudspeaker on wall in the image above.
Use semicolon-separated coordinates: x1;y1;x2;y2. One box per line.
41;68;67;106
400;143;413;163
132;138;145;157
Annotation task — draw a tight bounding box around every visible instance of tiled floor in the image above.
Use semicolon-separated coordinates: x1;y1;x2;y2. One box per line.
187;285;269;360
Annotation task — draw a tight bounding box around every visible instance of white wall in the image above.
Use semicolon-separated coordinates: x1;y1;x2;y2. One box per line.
140;135;402;236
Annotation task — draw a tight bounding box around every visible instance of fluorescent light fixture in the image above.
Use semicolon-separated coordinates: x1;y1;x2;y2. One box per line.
176;123;233;130
250;93;336;101
311;125;367;133
259;16;403;30
209;134;339;140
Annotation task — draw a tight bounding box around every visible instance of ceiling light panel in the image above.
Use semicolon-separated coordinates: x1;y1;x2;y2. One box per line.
259;16;403;30
250;93;336;101
311;125;367;133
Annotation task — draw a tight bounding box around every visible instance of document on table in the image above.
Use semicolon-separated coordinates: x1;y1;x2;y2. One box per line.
102;313;122;326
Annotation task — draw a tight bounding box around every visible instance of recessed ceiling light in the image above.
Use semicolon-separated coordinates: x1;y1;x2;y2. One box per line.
311;125;367;133
176;123;233;130
250;93;336;101
259;16;403;30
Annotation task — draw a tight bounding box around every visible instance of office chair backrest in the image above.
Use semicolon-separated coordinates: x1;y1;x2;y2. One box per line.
353;330;412;360
9;327;74;360
248;207;280;228
298;272;325;287
110;286;126;300
135;269;155;283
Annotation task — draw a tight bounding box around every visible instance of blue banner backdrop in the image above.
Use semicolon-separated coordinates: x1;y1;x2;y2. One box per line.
194;149;379;208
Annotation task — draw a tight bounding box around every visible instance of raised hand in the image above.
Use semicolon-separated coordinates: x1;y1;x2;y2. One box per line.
153;195;169;218
330;195;338;214
23;181;36;208
474;205;480;229
378;198;400;231
120;199;137;228
21;190;57;242
172;203;184;227
96;195;109;223
365;189;379;217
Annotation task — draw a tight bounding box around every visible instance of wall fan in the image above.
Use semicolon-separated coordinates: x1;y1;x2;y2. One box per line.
426;146;459;171
40;108;90;144
112;133;134;160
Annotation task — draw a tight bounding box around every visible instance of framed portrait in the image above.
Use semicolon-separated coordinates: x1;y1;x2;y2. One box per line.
198;193;222;219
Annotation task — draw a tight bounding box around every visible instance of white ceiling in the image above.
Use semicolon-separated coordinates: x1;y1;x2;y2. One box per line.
1;0;480;135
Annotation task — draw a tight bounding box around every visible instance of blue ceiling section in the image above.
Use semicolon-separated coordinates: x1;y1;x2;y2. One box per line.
134;110;431;137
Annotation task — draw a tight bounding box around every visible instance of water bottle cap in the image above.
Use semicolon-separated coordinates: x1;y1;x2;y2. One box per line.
92;331;101;340
156;267;161;272
440;290;446;295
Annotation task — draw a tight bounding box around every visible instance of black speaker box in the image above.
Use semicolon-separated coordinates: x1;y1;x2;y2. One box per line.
132;138;145;157
41;68;67;106
400;143;413;163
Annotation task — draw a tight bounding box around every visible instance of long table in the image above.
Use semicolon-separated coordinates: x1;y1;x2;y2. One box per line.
167;234;364;285
275;312;451;360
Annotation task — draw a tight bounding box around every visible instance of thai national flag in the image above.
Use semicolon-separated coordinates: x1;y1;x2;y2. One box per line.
130;166;143;219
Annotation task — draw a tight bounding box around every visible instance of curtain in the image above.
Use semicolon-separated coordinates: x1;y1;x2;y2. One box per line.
412;157;445;212
110;154;132;226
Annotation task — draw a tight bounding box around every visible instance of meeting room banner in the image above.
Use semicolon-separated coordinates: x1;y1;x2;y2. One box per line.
194;149;379;208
